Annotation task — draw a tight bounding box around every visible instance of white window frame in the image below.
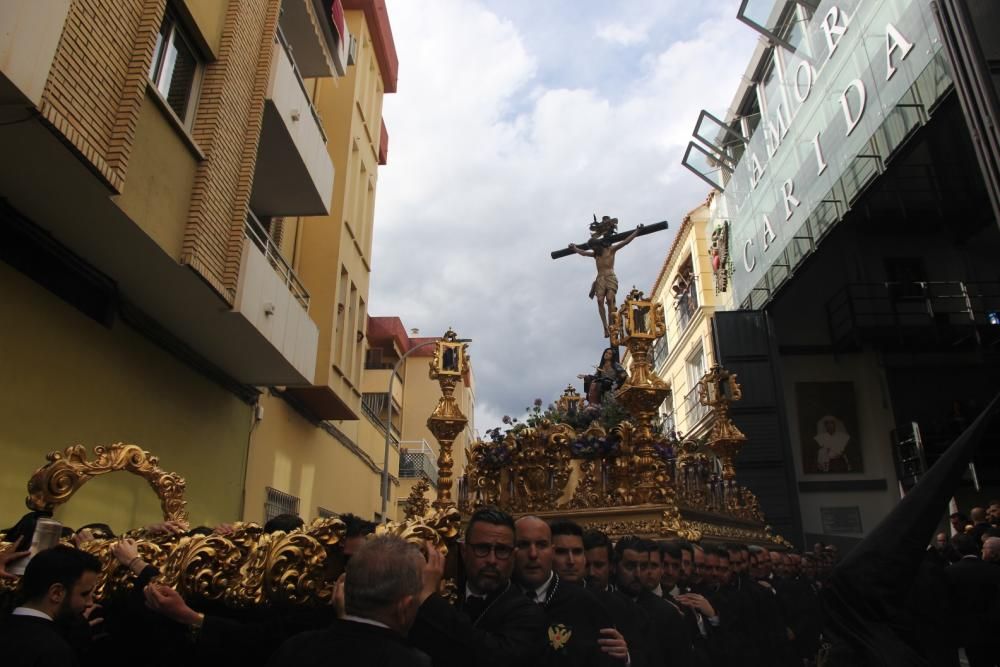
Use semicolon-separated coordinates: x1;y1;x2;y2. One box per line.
148;10;203;128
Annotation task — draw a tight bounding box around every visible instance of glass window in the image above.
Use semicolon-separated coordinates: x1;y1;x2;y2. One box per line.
149;12;201;125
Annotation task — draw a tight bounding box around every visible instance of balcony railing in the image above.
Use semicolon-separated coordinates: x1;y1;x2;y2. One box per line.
276;25;327;143
826;281;1000;347
680;383;711;431
400;440;437;482
675;278;700;332
245;210;310;309
361;392;400;442
652;336;670;373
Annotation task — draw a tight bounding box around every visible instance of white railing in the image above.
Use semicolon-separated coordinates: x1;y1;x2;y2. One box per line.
275;24;327;143
399;440;438;482
245;210;310;309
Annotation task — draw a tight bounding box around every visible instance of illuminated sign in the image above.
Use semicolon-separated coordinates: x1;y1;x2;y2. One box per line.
725;0;946;305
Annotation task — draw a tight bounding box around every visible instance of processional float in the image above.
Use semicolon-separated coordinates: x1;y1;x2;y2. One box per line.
0;217;787;608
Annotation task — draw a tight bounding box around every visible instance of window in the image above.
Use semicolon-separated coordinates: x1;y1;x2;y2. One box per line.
264;487;300;523
149;11;202;125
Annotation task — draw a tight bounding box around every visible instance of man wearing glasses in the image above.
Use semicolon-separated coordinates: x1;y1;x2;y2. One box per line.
410;507;546;667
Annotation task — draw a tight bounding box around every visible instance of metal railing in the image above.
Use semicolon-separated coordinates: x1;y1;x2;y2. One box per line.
245;210;311;309
676;278;700;332
652;336;670;373
361;392;400;444
275;25;328;143
826;281;1000;345
399;440;437;482
680;382;711;432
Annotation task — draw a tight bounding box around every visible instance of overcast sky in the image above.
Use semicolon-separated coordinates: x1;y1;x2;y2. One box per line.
369;0;760;435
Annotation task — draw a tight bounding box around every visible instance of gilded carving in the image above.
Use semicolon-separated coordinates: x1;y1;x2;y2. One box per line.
26;443;188;524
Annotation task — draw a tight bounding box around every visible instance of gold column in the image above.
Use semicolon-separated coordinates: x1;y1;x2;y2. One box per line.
610;288;672;504
698;365;747;480
427;329;470;509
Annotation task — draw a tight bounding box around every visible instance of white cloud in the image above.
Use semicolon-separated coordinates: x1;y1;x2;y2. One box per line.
596;21;648;46
373;0;758;434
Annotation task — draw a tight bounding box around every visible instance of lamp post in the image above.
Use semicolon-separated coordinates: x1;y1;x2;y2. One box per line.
379;335;471;522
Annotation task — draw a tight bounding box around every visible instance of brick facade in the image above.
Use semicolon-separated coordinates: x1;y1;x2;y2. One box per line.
182;0;281;304
39;0;166;193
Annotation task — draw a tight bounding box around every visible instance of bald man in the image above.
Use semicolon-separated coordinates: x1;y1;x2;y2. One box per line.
514;516;621;667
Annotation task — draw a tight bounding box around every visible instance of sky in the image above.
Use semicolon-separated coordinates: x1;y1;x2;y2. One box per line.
369;0;760;435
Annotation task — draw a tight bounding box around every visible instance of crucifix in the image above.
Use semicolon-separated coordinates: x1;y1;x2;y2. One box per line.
552;216;668;338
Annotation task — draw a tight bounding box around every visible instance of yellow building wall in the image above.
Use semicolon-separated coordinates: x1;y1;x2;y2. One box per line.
295;11;383;410
652;202;718;435
182;0;227;57
243;9;399;524
394;356;476;518
1;262;252;534
244;392;398;522
115;89;200;262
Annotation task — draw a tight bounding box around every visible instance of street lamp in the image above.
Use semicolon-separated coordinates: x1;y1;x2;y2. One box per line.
379;335;472;521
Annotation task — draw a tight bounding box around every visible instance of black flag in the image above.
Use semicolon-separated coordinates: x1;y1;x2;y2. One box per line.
821;393;1000;666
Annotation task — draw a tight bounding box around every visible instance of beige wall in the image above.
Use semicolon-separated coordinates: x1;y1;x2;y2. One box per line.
1;262;252;534
244;8;400;523
0;0;72;106
243;392;398;522
650;202;718;435
182;0;227;57
115;89;200;262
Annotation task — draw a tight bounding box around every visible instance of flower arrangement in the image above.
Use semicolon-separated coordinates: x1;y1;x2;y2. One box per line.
569;432;621;458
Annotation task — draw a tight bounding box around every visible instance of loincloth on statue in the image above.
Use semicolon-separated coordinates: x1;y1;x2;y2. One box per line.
589;272;618;299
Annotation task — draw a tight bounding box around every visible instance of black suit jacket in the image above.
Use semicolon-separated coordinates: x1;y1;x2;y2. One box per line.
590;586;651;667
267;618;429;667
409;581;547;667
946;557;1000;646
538;576;619;667
628;589;693;667
0;613;79;667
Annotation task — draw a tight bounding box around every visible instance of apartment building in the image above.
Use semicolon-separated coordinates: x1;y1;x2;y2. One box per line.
648;196;721;440
242;1;405;523
0;0;349;530
362;317;476;521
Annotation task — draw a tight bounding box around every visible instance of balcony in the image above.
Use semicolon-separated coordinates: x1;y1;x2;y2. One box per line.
675;279;700;333
680;383;711;434
0;2;71;107
826;281;1000;350
278;0;350;78
399;440;438;483
361;391;401;439
231;211;319;383
250;28;334;218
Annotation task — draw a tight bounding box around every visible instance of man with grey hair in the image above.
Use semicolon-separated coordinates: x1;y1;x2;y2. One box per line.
983;536;1000;563
268;535;430;666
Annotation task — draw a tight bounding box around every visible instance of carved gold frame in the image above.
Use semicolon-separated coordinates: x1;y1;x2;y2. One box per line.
25;443;189;524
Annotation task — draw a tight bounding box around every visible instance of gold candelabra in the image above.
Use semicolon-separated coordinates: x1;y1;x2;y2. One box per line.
609;288;672;504
697;364;747;480
427;329;470;509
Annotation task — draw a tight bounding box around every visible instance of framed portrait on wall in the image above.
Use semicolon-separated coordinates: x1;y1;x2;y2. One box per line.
796;382;863;474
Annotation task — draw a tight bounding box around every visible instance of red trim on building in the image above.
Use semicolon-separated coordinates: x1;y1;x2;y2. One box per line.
379;119;388;165
329;0;346;44
367;316;410;353
342;0;399;93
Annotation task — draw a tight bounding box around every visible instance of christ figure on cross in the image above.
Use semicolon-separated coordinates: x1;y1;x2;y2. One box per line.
569;221;642;337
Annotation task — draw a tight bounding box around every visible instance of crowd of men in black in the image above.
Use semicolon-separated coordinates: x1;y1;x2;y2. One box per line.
0;500;998;667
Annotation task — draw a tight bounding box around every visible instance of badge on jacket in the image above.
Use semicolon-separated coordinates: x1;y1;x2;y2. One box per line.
548;623;572;650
